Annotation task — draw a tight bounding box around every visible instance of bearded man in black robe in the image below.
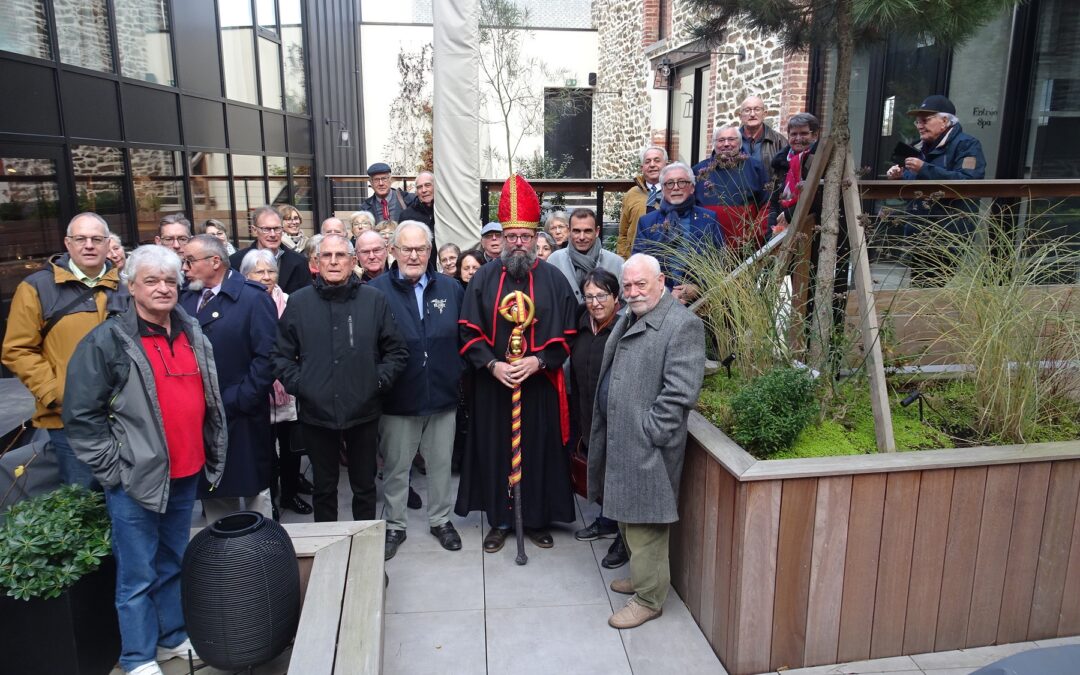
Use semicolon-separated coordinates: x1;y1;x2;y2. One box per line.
456;175;578;553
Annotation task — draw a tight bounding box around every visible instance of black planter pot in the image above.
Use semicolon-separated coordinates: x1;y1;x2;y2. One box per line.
182;511;301;670
0;556;120;675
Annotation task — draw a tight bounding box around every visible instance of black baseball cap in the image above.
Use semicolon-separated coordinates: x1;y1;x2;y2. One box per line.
906;95;956;117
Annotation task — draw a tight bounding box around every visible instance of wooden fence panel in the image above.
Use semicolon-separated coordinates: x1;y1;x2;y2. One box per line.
935;466;987;650
683;445;709;623
1058;478;1080;636
966;464;1020;647
804;475;853;667
871;472;921;658
903;469;955;654
730;480;781;675
997;462;1052;644
1027;460;1080;639
698;460;723;640
837;473;887;663
770;478;818;671
711;467;737;662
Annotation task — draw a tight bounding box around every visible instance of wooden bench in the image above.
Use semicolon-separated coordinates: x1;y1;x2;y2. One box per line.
187;520;386;674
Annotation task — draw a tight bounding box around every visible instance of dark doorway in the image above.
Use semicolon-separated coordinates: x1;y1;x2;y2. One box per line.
544;88;593;178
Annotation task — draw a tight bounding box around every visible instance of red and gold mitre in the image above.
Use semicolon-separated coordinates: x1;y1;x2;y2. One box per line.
497;174;541;230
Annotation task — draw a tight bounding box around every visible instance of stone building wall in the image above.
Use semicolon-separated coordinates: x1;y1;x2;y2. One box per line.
591;2;811;180
591;0;652;179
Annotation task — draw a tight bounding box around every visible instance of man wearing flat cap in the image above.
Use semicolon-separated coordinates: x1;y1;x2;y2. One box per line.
362;162;418;223
886;95;987;282
456;175;578;555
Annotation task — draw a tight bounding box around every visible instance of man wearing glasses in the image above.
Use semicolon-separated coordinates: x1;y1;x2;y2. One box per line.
738;96;788;183
354;229;389;282
632;163;724;303
272;234;408;523
456;175;578;555
3;212;129;489
63;244;227;675
229;205;311;294
369;221;465;559
180;235;278;523
361;162;418;224
155;214;192;254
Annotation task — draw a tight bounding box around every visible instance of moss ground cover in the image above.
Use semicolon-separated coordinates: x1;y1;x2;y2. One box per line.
697;373;1079;459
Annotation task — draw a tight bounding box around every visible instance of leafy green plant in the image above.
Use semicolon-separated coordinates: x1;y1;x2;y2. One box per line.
730;366;820;457
0;485;111;601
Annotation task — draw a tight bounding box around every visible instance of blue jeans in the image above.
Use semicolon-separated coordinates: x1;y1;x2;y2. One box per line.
105;474;198;671
49;428;100;490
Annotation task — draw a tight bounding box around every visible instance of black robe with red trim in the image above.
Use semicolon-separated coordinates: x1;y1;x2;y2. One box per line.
455;258;578;529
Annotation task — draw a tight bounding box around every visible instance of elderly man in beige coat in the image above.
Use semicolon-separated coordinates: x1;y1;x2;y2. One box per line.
587;253;706;629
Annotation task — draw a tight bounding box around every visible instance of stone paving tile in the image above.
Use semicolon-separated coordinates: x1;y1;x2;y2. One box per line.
486;604;632;675
483;535;610;610
1034;635;1080;647
909;642;1039;670
385;546;485;614
384;609;487;675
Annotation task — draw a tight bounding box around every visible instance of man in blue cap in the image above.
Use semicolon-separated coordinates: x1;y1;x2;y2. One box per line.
362;162;418;223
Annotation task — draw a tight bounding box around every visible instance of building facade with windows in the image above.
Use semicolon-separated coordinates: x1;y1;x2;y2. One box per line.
592;0;1080;206
0;0;363;342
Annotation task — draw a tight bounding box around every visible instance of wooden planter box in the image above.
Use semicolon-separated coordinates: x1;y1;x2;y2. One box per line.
671;412;1080;675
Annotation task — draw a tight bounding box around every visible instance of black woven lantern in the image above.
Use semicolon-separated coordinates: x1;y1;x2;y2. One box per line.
182;511;300;670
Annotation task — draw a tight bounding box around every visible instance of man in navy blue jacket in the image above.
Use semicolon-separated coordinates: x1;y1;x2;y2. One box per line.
369;220;465;560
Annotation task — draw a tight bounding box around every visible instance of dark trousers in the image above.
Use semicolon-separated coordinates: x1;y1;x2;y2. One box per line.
271;421;302;501
303;420;378;522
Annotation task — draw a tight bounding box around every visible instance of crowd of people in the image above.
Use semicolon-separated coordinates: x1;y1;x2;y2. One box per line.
0;93;986;674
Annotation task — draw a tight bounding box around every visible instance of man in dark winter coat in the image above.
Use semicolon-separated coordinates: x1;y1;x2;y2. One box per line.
272;234;408;522
399;171;436;237
181;234;278;522
369;220;464;559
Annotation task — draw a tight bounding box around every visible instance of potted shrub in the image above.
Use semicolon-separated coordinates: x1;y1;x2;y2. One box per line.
0;485;120;675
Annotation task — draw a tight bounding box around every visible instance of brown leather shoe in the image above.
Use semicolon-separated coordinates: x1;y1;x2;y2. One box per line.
609;577;634;595
483;526;510;553
608;598;662;629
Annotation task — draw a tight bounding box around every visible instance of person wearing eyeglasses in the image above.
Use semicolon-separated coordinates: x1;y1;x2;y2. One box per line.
361;162;418;224
617;145;668;259
2;211;129;489
278;205;307;253
229;205;312;294
271;234;408;523
569;269;629;571
692;124;770;248
631;162;724;304
738;95;788;183
156;214;192;254
62;244;227;675
179;235;279;524
456;175;578;556
546;208;623;305
354;229;390;282
368;221;465;559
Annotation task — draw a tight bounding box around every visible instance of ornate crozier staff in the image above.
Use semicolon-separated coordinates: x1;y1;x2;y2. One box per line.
498;289;536;566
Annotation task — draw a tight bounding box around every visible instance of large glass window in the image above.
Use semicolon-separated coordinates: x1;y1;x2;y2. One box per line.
54;0;114;73
289;160;314;225
131;148;185;244
259;37;283;109
0;0;51;60
232;154;267;243
947;13;1011;178
190;152;234;240
72;145;128;236
281;0;307;113
1019;0;1080;250
0;156;61;305
218;0;259;105
115;0;175;86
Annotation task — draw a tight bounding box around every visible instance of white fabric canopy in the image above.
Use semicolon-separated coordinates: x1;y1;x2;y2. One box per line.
433;0;482;250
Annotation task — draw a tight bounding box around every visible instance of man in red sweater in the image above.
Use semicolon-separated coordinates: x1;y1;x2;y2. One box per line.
64;245;227;675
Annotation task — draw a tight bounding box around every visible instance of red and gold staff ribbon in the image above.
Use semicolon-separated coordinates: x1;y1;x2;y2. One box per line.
498;290;536;495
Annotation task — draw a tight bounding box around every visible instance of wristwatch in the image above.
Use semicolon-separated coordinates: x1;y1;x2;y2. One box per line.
534;354;546;370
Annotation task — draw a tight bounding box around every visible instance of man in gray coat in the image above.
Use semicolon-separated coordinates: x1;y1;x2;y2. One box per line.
587;253;705;630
